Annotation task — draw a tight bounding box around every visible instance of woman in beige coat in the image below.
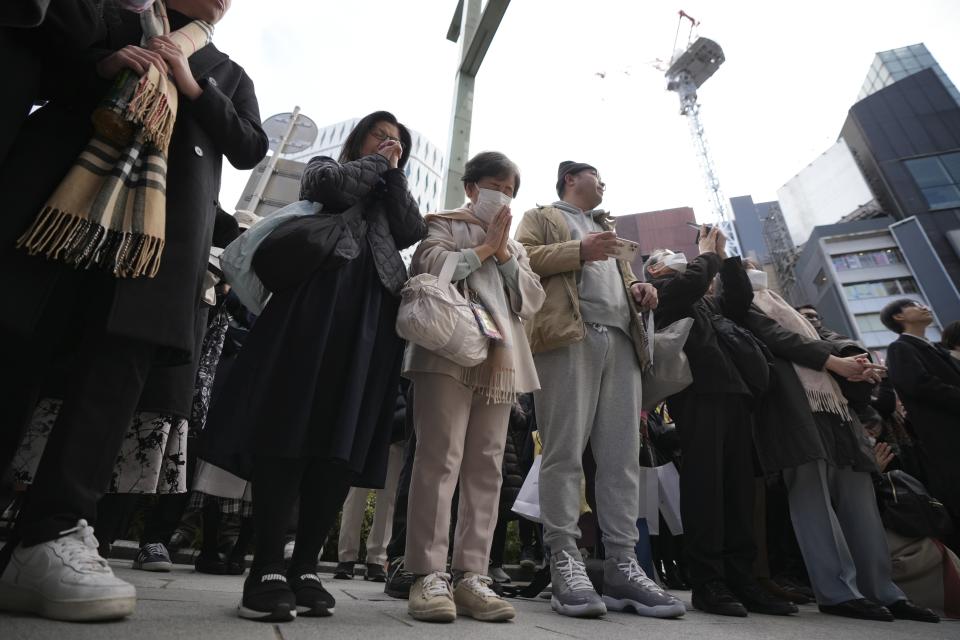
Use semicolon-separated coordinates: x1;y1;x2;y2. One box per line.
403;151;545;623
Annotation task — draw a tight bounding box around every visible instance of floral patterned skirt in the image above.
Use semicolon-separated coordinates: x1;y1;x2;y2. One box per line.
12;397;187;494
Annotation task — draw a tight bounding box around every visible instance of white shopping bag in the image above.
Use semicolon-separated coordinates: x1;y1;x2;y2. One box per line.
657;462;683;535
638;466;660;535
511;455;542;523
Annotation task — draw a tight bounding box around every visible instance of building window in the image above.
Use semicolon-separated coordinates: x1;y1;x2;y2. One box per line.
904;151;960;209
842;277;920;301
830;248;904;271
855;313;888;333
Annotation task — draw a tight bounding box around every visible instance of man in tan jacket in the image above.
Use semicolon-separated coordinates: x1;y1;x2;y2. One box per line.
515;161;684;620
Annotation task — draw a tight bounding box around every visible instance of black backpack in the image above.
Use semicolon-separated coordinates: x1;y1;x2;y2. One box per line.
875;470;955;539
710;313;773;399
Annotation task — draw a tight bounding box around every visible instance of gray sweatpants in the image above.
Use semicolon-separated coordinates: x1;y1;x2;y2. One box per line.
783;460;905;606
534;324;641;560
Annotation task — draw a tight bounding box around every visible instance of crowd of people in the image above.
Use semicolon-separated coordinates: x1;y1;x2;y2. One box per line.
1;0;959;630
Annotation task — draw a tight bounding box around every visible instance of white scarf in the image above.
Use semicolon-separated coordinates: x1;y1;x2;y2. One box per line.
749;277;851;419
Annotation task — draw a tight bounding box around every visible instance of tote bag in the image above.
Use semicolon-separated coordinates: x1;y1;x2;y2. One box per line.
396;253;489;367
641;312;694;410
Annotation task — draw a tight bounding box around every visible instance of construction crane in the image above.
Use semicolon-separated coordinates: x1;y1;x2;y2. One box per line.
664;10;742;256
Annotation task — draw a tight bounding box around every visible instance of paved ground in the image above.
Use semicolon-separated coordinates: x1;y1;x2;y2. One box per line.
2;560;957;640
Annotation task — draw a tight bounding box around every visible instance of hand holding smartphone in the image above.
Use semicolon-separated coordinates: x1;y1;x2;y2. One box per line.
607;238;640;261
685;221;713;242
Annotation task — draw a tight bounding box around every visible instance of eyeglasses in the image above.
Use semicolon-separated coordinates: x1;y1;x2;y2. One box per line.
370;129;400;143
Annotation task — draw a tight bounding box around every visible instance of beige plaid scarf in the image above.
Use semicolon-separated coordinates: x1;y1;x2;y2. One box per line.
17;2;213;278
751;285;852;420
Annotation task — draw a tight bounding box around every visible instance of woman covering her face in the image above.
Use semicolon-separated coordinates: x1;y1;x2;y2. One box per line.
198;111;426;622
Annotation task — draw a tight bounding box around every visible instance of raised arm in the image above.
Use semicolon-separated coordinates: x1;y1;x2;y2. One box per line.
654;252;722;318
716;256;753;322
380;168;426;250
299;153;389;211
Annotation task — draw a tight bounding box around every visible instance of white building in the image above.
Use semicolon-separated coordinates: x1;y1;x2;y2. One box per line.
776;140;880;245
287;117;445;215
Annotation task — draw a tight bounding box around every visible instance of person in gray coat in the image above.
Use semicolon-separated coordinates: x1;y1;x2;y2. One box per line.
742;268;939;624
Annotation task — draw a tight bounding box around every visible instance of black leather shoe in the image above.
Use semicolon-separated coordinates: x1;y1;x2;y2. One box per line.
692;580;748;617
333;561;355;580
774;574;815;601
888;599;939;623
195;550;229;575
819;598;893;621
731;581;799;615
364;562;386;582
759;577;811;605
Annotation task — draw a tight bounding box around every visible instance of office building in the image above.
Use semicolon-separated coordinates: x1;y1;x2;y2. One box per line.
237;117;445;217
614;207;699;276
794;218;942;360
840;67;960;325
857;43;960;106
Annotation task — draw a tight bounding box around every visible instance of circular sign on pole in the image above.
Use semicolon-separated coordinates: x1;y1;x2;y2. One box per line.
262;112;318;156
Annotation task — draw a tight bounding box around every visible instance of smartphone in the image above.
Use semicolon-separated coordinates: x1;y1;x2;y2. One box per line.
607;238;640;261
685;221;712;241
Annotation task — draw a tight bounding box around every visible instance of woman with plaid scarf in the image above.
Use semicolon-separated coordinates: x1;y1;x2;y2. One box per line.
0;0;267;622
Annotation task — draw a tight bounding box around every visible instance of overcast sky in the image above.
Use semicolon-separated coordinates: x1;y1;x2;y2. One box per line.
212;0;960;234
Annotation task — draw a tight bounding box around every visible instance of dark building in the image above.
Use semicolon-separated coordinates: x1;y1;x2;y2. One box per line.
730;195;775;263
614;207;700;276
840;66;960;325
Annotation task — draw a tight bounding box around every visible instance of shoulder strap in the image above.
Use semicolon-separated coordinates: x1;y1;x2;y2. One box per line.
437;252;460;288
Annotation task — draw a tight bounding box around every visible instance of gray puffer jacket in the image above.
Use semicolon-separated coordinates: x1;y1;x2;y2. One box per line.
299;153;426;294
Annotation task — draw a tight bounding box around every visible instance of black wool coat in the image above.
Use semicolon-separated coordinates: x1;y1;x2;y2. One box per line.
744;308;835;472
0;0;106;166
651;253;753;397
498;402;533;517
0;10;268;366
886;334;960;513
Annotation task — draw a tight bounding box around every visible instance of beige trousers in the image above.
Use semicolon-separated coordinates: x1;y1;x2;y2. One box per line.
404;372;511;575
337;442;404;565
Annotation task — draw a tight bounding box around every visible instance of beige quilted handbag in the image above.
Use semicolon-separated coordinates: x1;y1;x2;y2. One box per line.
396;253;489;367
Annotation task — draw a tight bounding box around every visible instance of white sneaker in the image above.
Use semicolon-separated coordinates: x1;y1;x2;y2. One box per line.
0;519;136;621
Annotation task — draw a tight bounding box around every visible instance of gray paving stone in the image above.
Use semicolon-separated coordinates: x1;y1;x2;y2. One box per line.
0;560;955;640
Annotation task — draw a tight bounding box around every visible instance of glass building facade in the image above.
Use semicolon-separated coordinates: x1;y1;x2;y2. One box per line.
857;43;960;105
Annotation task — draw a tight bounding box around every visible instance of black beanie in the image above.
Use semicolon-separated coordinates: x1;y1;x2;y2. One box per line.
556;160;597;197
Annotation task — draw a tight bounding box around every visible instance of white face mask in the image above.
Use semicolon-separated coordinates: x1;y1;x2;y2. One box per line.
659;252;688;273
472;187;512;224
747;269;768;290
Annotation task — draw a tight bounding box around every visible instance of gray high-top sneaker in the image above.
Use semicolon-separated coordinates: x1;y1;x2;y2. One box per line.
602;556;686;618
549;549;606;618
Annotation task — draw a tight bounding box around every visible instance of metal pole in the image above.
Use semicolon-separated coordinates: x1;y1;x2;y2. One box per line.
443;0;480;210
248;106;301;214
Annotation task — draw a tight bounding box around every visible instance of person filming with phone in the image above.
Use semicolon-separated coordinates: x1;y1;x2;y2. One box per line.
644;224;798;618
